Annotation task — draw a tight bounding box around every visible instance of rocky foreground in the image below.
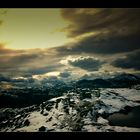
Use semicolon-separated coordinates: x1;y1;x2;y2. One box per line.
0;87;140;132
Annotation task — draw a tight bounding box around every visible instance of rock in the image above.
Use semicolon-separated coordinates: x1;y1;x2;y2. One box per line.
91;109;98;122
123;106;133;113
43;112;49;116
56;99;61;103
55;103;58;109
52;123;57;126
98;109;105;115
40;110;44;114
48;117;52;121
15;115;21;119
23;113;28;118
46;106;52;111
63;105;67;109
0;120;9;129
64;108;69;114
97;117;109;125
38;126;46;132
47;128;55;132
81;92;92;99
23;119;30;126
46;117;52;122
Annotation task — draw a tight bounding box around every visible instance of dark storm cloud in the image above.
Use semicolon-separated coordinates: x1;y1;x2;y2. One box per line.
0;52;47;75
111;50;140;70
0;53;42;69
61;56;105;71
56;8;140;55
55;32;140;55
61;8;140;37
9;53;43;64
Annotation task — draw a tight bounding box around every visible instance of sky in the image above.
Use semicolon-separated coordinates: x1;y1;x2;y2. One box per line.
0;8;70;49
0;8;140;79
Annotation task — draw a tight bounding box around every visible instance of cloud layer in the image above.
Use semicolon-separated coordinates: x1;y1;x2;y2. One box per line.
0;8;140;78
61;8;140;38
111;50;140;70
56;8;140;55
55;33;140;55
60;56;105;71
0;44;64;76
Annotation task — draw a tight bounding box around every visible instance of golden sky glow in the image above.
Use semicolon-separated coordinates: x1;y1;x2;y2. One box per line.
0;8;70;50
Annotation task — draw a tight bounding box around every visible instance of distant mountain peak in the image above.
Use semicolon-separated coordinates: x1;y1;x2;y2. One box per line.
76;73;140;88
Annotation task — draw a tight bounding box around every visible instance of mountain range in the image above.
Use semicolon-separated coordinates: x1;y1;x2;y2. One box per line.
76;73;140;88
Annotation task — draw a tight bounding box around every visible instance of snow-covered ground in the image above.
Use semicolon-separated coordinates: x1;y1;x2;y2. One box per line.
1;87;140;132
99;88;140;114
103;88;140;102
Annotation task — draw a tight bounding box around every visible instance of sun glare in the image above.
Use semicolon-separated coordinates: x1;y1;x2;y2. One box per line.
0;8;70;50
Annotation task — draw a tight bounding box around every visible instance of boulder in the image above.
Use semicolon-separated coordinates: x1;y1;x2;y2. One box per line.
38;126;46;132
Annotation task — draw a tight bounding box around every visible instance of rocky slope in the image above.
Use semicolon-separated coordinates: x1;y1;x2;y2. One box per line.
0;87;140;132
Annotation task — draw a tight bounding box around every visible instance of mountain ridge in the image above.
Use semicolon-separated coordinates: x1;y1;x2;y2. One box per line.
75;73;140;88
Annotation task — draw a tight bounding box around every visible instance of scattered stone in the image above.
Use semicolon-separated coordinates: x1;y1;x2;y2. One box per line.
52;123;57;126
15;115;21;119
40;110;44;114
46;106;52;111
56;99;61;103
43;112;49;116
38;126;46;132
0;120;9;129
47;128;55;132
23;113;28;118
97;117;109;125
55;103;58;109
64;108;69;114
23;119;30;126
46;117;52;122
81;92;92;99
63;105;68;109
48;117;52;121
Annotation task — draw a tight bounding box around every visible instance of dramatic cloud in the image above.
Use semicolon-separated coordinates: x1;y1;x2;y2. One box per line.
0;53;43;70
60;56;105;71
9;53;43;64
1;9;140;77
111;50;140;70
61;8;140;37
55;8;140;55
0;46;64;76
55;33;140;55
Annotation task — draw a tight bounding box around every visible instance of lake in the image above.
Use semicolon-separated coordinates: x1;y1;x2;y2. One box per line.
107;106;140;128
